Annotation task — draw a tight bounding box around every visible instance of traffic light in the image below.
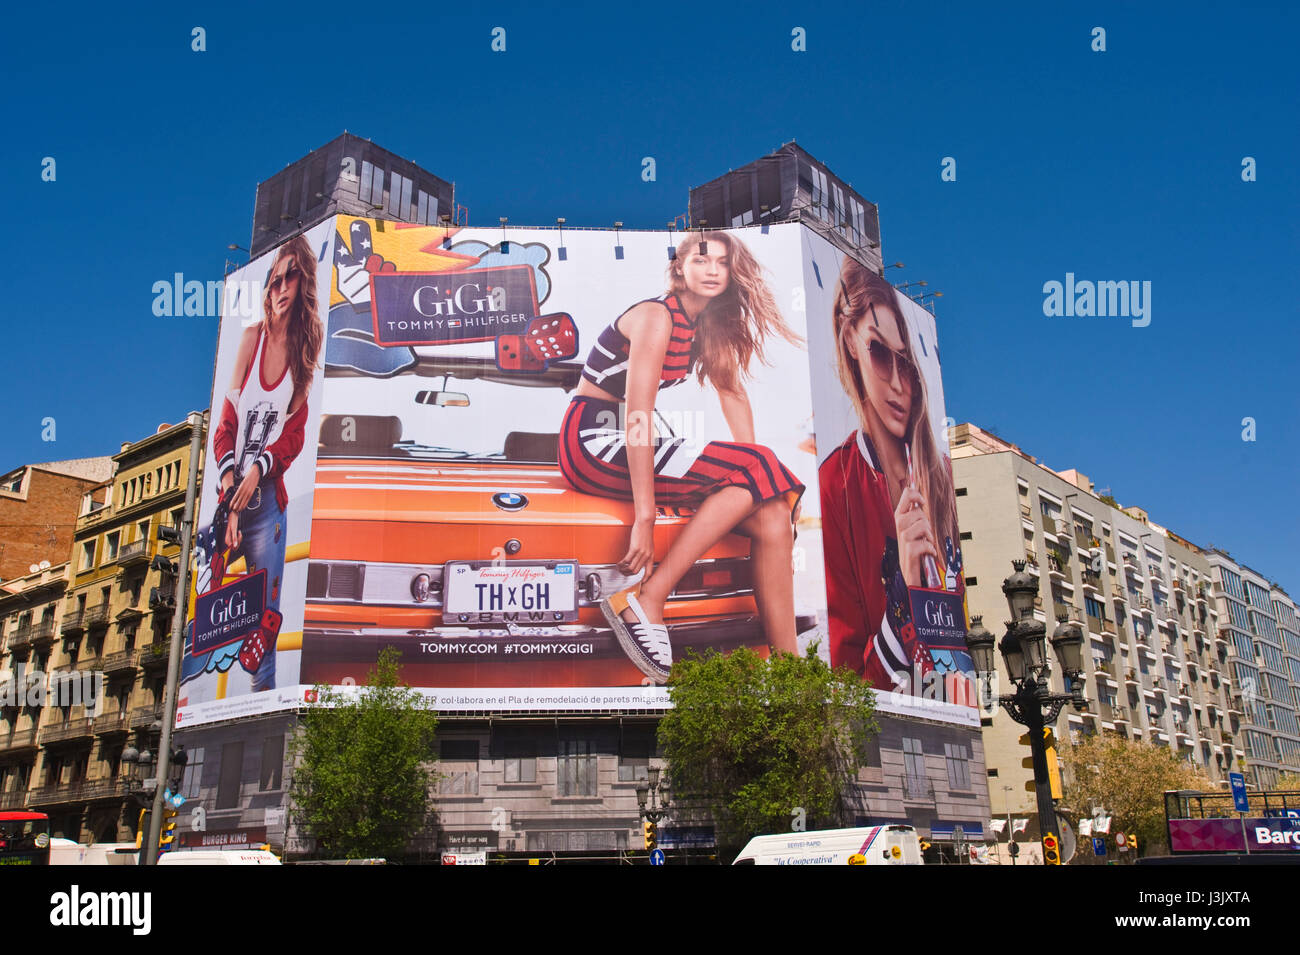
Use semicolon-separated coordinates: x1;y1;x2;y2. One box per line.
135;809;148;850
1042;832;1061;866
643;821;656;851
159;805;180;852
1020;729;1063;799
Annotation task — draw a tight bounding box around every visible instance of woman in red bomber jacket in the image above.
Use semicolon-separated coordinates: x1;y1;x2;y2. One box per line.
201;235;322;691
820;259;962;692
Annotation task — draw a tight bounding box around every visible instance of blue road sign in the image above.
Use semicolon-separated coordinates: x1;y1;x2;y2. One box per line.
649;848;666;866
1229;773;1249;813
1092;837;1106;856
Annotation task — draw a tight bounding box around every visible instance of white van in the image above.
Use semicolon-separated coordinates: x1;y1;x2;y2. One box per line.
158;849;282;865
732;825;923;865
49;839;141;865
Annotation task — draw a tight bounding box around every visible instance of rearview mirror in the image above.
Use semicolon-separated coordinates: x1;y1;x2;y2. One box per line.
415;390;470;408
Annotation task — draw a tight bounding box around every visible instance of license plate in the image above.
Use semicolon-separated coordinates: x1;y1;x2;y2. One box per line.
443;560;578;622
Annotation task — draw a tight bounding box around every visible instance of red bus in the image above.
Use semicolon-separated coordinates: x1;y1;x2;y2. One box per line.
0;811;51;866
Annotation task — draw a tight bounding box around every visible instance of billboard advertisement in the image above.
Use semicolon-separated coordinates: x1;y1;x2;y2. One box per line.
802;229;975;724
178;221;334;719
177;217;975;727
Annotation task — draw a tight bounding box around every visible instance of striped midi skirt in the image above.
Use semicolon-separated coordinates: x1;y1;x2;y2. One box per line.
558;396;804;514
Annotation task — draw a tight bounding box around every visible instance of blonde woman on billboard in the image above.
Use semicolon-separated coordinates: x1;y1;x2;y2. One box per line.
558;232;804;683
189;235;322;692
819;258;962;689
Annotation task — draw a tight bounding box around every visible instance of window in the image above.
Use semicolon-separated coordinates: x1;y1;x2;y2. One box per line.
260;735;284;791
960;531;973;541
416;189;439;226
80;541;95;571
503;740;536;784
557;739;597;796
439;740;479;795
945;743;971;790
216;741;244;809
105;531;119;561
902;736;927;797
618;733;652;783
965;577;978;587
955;487;967;497
987;767;999;777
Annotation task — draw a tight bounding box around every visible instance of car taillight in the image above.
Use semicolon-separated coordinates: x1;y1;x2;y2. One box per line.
671;558;753;599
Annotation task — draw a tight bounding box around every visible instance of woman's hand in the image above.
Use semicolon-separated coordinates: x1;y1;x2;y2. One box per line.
225;509;242;552
894;486;939;589
231;462;262;512
619;516;656;578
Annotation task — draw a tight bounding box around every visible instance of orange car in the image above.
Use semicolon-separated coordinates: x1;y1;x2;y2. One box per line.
300;354;813;689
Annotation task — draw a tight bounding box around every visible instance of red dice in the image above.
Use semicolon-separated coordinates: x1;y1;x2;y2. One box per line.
238;608;283;673
523;313;578;362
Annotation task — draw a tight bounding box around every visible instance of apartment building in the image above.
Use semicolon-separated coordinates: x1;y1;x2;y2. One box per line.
1205;552;1300;790
950;423;1243;849
0;457;113;583
13;417;205;841
0;563;70;810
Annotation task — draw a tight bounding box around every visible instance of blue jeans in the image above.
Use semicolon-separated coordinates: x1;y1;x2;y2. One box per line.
183;479;286;690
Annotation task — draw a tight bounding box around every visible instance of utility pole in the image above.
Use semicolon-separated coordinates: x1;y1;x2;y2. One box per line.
143;411;203;864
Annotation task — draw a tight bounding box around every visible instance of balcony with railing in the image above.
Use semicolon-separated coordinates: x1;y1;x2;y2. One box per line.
40;716;94;744
99;649;138;675
137;642;170;669
1112;705;1130;724
93;709;132;736
1047;555;1072;582
902;775;934;802
0;790;28;811
61;608;86;635
1124;669;1141;687
130;703;164;729
0;727;38;752
82;604;109;630
118;538;150;568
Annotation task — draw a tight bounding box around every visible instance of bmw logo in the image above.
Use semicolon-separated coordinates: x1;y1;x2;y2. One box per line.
493;492;528;512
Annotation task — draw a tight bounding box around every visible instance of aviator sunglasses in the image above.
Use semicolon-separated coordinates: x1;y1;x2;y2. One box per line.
267;266;301;292
864;304;919;386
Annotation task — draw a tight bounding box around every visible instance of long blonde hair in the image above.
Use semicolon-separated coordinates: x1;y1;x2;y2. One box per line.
261;235;323;397
666;231;801;394
832;257;959;561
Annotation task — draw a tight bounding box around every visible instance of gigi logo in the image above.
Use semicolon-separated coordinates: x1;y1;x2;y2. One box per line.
923;600;956;628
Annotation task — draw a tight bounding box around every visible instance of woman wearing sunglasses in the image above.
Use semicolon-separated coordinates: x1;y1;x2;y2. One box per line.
559;231;804;683
195;235;322;691
819;258;961;688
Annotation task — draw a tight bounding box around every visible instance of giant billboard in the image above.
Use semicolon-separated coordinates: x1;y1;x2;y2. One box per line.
177;218;975;727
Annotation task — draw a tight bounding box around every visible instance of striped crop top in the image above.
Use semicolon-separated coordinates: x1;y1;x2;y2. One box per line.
579;294;696;400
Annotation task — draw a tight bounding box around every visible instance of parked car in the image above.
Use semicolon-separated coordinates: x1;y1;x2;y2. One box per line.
302;354;813;688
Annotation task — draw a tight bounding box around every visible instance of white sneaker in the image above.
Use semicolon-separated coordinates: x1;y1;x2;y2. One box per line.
602;589;672;683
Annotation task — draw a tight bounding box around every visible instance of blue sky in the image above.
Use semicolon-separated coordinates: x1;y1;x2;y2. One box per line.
2;1;1296;592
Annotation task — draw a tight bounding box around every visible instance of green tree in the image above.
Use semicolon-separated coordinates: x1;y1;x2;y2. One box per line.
656;646;877;851
289;647;439;859
1060;734;1211;858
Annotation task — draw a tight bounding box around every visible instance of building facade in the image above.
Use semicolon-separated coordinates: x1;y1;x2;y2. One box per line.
4;417;206;841
0;457;113;584
1206;551;1300;790
166;136;989;863
949;423;1251;857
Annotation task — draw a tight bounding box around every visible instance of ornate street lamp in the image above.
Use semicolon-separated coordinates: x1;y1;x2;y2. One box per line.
966;560;1087;865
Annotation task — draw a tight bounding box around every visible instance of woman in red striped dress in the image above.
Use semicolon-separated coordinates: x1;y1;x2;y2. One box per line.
558;232;804;682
